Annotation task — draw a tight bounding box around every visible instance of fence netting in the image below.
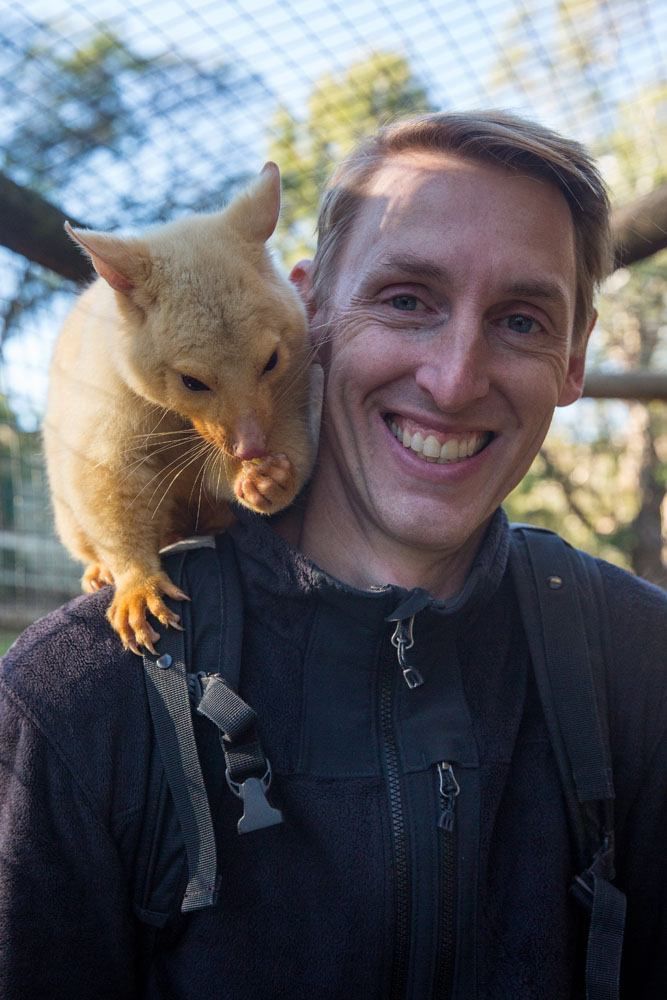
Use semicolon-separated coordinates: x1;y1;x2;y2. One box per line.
1;0;665;631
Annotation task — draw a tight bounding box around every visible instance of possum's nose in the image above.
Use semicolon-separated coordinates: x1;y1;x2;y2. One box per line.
232;415;267;460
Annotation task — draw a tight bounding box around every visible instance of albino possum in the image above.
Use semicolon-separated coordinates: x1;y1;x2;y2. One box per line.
44;163;317;654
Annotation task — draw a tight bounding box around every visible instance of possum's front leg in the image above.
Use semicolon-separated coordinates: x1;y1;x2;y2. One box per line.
52;450;193;655
233;454;296;512
107;567;188;656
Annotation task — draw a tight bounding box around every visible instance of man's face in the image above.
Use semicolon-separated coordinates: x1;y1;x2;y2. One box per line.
306;151;587;559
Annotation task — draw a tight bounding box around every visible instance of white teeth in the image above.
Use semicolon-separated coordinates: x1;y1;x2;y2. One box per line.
422;435;441;458
410;432;424;453
441;438;459;461
387;418;488;464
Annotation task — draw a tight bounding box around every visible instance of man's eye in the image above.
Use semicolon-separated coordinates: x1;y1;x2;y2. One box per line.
390;294;419;311
502;314;541;335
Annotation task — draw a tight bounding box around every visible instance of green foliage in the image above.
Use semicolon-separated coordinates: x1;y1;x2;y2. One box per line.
604;82;667;203
270;51;433;263
0;631;18;656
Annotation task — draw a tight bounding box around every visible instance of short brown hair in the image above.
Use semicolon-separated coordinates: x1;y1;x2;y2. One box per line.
311;110;612;342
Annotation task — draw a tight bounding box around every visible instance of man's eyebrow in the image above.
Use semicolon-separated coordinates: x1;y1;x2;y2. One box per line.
502;280;570;310
360;256;571;311
371;253;450;283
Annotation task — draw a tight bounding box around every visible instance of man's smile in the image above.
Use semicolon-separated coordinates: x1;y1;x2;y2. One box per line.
384;415;492;464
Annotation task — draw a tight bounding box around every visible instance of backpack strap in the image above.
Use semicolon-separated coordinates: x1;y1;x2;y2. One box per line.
197;534;283;833
140;542;220;915
509;525;627;1000
136;532;282;926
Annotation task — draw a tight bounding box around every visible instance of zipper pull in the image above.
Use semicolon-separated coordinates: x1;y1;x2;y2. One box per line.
437;762;460;832
391;616;423;689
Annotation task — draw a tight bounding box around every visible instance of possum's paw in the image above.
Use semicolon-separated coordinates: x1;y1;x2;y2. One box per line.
107;570;189;656
234;454;296;513
82;561;115;592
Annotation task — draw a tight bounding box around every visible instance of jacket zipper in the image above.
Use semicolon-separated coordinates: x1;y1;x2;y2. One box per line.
433;761;460;999
391;617;424;689
382;615;420;998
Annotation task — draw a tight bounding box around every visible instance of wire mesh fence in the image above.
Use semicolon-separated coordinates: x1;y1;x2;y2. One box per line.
1;0;666;632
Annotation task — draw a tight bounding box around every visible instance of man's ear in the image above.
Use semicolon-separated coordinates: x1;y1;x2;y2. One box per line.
290;259;331;363
289;259;316;319
557;310;596;407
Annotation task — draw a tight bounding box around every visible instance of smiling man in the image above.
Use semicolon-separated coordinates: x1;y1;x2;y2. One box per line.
1;112;666;1000
290;146;590;594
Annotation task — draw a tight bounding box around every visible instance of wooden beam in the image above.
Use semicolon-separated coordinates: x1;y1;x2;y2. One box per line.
1;171;667;281
612;181;667;270
583;370;667;401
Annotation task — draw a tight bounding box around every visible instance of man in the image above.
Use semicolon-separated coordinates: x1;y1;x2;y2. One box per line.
1;111;666;998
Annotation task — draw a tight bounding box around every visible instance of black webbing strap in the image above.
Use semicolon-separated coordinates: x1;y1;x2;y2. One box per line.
142;568;219;913
197;675;284;833
203;535;283;832
214;533;244;692
516;529;613;801
586;874;628;1000
509;525;626;1000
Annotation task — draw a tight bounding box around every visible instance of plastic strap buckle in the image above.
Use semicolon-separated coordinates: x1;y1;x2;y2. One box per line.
225;762;284;834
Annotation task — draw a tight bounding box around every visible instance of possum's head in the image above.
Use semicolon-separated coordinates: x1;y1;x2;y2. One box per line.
66;163;312;463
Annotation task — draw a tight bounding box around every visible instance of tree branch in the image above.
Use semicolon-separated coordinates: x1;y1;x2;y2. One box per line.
0;172;94;284
539;447;600;537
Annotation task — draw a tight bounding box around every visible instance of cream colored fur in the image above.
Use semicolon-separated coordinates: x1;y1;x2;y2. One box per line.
44;163;314;653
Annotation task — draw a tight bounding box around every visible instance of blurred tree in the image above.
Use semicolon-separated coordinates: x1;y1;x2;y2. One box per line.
269;51;433;263
498;2;667;584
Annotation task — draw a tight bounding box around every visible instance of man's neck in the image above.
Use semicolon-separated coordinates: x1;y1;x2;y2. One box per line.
274;484;488;601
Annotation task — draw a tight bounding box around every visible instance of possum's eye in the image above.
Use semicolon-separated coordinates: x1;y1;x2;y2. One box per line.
181;374;211;392
263;350;278;374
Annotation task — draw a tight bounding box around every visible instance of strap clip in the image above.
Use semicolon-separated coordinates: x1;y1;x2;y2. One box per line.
226;763;284;834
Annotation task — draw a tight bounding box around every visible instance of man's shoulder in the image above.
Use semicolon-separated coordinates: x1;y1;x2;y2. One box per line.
563;545;667;685
2;588;133;696
593;553;667;617
511;524;667;621
0;590;149;786
582;555;667;765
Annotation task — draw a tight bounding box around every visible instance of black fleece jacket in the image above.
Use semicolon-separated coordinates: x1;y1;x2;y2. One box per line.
0;509;666;999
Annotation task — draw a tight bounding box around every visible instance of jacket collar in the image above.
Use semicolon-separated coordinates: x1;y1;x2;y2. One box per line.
230;506;510;632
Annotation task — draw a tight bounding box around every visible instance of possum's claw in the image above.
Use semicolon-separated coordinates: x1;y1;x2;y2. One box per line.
235;453;296;513
82;561;115;592
107;569;189;656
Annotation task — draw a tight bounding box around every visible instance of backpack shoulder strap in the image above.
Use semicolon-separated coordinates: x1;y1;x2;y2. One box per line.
135;531;281;929
138;538;229;918
509;524;626;1000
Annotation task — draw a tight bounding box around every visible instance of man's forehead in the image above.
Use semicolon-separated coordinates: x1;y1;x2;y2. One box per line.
365;148;478;190
349;151;574;251
331;149;577;312
361;148;569;220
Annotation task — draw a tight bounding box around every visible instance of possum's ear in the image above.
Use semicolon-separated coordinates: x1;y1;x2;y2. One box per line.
64;222;152;292
224;161;281;244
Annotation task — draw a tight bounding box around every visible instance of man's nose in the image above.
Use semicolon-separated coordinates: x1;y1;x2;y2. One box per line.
414;323;491;412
